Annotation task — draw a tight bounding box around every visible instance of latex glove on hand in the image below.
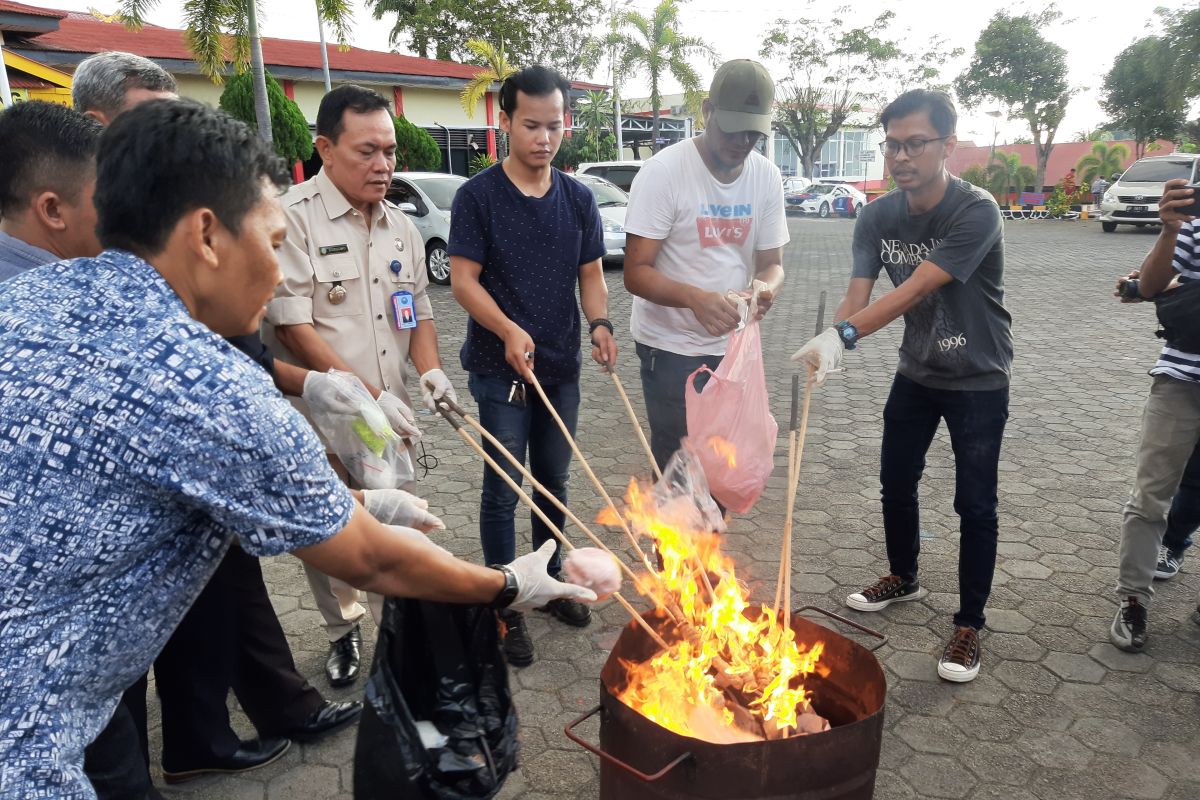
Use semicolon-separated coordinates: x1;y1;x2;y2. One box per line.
301;370;359;416
506;541;598;612
791;327;844;386
751;279;774;320
376;391;421;441
419;368;458;412
362;489;444;533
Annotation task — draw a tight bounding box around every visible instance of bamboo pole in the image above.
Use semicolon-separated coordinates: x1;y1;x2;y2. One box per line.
609;369;662;481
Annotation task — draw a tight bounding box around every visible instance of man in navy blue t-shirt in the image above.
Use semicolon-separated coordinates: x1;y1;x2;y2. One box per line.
449;65;616;666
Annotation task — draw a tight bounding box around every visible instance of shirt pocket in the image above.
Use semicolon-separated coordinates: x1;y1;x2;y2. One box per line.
312;253;365;318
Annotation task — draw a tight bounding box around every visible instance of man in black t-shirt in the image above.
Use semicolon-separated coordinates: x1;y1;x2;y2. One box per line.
794;90;1012;684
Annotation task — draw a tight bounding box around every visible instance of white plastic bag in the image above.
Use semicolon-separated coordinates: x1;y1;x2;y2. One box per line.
305;370;415;489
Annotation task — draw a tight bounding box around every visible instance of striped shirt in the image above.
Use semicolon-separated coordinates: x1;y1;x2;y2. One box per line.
1150;220;1200;383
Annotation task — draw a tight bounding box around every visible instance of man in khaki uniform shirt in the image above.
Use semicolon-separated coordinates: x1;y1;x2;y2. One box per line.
265;85;458;687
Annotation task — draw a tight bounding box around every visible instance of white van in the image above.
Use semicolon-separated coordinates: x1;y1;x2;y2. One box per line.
1099;153;1200;233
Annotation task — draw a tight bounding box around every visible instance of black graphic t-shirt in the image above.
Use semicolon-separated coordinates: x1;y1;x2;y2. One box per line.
852;177;1012;390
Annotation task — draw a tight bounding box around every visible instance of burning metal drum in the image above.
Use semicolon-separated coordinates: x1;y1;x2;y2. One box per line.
566;607;887;800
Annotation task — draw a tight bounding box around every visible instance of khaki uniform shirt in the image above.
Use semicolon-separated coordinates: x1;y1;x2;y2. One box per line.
265;169;433;410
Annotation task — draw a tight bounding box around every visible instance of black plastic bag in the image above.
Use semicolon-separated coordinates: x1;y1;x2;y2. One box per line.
353;597;518;799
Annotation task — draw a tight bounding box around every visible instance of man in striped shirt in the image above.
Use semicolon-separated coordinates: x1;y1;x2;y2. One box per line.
1111;177;1200;652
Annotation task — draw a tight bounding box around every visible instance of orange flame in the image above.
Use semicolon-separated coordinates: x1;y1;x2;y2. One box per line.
611;477;826;742
707;436;737;469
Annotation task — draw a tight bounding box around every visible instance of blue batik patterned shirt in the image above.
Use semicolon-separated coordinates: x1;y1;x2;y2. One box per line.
0;250;355;799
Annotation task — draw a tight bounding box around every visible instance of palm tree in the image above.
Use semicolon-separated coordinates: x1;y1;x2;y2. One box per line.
574;90;613;141
613;0;713;153
1075;141;1130;186
460;38;516;118
986;151;1035;206
120;1;353;145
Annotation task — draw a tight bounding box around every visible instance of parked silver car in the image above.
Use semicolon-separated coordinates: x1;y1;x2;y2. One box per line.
387;172;467;285
572;173;627;265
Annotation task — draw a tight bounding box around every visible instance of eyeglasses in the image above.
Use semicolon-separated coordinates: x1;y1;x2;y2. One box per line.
878;137;949;158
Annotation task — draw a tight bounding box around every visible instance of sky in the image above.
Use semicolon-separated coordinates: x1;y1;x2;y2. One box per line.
37;0;1196;145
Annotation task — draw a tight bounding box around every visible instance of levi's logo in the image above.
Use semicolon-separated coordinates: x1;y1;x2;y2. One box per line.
696;202;753;248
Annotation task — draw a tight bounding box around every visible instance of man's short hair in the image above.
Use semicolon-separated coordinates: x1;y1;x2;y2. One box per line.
315;85;391;142
499;65;571;115
72;51;178;118
95;99;289;255
880;90;957;138
0;101;103;217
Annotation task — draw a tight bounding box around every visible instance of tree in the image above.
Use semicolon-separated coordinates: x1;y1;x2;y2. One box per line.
955;9;1070;192
1101;36;1186;159
613;0;713;154
459;38;516;117
986;151;1035;206
394;114;443;172
368;0;604;79
762;4;961;182
1074;141;1129;186
574;89;614;142
960;164;990;193
219;70;313;165
553;131;617;171
120;0;353;147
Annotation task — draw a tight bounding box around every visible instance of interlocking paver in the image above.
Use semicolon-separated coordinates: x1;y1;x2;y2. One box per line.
146;218;1200;799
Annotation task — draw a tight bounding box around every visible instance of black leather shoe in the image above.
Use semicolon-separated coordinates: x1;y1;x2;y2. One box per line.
161;737;290;784
286;700;363;743
538;597;592;627
325;625;361;687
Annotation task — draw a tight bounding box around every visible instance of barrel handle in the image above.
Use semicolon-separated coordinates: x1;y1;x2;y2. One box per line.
564;705;692;782
797;605;889;652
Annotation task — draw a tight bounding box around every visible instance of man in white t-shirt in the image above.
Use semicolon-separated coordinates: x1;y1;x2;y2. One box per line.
623;59;788;468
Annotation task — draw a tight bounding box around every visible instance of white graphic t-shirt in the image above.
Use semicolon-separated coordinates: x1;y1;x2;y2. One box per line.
624;139;789;356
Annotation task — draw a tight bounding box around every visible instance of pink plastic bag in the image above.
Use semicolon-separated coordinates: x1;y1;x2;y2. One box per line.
684;319;778;513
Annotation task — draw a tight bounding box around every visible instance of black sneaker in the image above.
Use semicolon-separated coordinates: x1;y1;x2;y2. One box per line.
937;626;981;683
1110;597;1148;652
846;575;923;612
499;610;534;667
1153;545;1184;580
538;597;592;627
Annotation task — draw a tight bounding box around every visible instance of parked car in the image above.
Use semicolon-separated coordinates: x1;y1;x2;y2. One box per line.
576;160;645;193
786;183;867;218
1099;154;1200;233
782;176;811;195
386;172;468;284
572;173;628;265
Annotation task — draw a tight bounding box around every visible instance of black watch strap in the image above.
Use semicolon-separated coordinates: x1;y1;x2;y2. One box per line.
588;318;614;337
488;564;519;610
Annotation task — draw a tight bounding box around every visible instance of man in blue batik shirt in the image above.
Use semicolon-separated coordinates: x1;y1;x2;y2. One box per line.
0;99;594;800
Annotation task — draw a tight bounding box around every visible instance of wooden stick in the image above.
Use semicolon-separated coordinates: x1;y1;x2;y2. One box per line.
609;369;662;481
783;373;816;631
773;374;800;618
435;405;670;650
525;372;659;579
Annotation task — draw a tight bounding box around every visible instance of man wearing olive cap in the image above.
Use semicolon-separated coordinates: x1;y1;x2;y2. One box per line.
623;59;788;469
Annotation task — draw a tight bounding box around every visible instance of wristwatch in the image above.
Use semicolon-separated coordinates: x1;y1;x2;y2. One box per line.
488;564;519;610
834;320;859;350
588;317;614;337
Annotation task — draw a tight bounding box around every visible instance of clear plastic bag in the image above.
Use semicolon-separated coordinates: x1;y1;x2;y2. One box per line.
305;370;415;489
651;440;727;533
684;319;778;513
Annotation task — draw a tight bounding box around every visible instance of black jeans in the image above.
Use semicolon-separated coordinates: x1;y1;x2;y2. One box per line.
880;373;1009;630
83;679;151;800
1162;440;1200;554
635;343;722;470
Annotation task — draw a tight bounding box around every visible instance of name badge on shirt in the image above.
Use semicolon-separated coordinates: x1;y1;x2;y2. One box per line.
392;290;417;330
319;244;350;256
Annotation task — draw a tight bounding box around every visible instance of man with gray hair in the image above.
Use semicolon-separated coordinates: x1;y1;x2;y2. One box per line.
72;51;178;125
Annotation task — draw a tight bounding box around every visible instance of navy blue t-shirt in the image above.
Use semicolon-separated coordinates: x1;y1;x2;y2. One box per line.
449;164;605;385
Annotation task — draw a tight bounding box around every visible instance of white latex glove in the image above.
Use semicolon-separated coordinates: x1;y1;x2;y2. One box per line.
384;524;451;556
419;368;458;413
791;327;844;386
506;541;598;612
301;370;359;415
376;391;422;440
362;489;443;532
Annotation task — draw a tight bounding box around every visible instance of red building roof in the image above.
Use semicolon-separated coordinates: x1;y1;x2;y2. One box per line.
947;139;1175;187
0;0;65;18
8;4;606;89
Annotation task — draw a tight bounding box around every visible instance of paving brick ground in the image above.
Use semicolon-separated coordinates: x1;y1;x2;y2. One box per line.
150;217;1200;800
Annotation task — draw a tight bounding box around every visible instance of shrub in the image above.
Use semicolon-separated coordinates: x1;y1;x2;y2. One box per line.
395;115;443;172
218;70;312;165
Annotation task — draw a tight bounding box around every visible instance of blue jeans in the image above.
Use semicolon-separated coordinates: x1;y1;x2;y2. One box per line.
1162;440;1200;554
635;343;721;470
880;373;1009;630
469;373;579;576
